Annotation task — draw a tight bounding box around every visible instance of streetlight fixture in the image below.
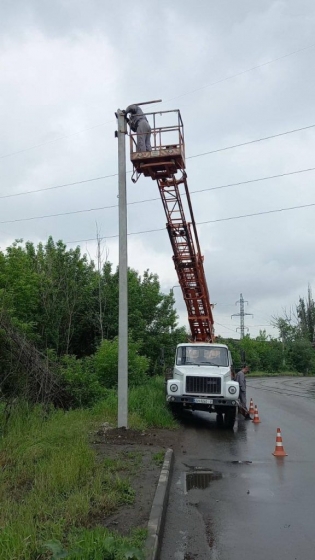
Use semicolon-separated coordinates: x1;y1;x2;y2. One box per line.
171;285;180;293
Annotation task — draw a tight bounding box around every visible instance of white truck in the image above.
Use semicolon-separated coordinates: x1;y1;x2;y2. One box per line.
166;342;239;428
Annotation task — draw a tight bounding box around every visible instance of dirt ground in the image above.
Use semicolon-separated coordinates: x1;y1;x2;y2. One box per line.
91;425;181;536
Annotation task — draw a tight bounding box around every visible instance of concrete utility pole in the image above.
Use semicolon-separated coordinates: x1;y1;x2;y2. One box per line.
116;109;128;428
231;293;253;339
115;98;162;428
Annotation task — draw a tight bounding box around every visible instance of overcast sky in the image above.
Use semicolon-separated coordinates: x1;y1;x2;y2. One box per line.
1;0;314;339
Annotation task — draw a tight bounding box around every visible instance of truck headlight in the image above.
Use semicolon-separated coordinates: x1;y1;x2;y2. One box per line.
170;384;178;392
228;386;237;394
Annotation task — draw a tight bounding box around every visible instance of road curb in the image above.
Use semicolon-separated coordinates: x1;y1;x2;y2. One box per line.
145;447;174;560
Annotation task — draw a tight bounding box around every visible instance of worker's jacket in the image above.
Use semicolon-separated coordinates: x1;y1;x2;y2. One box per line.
125;104;149;132
235;370;246;392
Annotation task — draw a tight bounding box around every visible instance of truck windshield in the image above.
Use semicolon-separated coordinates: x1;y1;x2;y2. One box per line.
176;346;229;367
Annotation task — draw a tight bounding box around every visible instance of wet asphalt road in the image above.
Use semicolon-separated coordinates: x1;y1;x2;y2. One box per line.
160;377;315;560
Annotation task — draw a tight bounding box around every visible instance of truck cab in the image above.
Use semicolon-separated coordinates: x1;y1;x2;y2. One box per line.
166;343;239;428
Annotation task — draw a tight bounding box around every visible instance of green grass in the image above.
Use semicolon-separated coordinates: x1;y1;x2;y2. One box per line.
92;376;177;430
64;527;146;559
152;451;165;466
0;376;175;559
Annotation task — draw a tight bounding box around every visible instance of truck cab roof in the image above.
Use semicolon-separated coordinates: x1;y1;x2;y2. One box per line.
177;343;228;348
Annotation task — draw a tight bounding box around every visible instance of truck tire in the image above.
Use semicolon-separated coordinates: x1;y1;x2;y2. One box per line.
224;407;236;429
169;403;182;419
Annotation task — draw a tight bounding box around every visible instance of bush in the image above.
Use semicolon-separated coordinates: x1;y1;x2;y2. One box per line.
60;355;108;407
94;338;149;389
58;339;150;408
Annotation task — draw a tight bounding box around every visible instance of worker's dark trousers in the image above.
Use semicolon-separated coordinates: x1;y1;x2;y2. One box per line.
239;390;247;409
136;120;152;152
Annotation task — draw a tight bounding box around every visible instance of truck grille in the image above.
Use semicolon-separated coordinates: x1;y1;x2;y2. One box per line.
186;376;221;395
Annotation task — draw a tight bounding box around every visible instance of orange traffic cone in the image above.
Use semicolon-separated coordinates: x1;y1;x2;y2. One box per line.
252;405;261;424
249;398;255;416
272;428;287;457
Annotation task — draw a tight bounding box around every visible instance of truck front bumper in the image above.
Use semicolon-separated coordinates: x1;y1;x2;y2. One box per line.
166;395;238;407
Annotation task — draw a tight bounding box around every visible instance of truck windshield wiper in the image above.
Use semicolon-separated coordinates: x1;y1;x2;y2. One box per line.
199;361;221;366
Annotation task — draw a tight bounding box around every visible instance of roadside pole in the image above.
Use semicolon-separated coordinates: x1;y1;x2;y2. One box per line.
115;99;161;428
116;109;128;428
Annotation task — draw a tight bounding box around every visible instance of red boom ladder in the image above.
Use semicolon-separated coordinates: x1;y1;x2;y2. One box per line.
129;110;214;342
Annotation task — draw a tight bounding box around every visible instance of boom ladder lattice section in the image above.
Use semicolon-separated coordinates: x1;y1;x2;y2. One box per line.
158;174;214;341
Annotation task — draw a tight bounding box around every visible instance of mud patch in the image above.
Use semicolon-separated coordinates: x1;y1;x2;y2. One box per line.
94;425;178;447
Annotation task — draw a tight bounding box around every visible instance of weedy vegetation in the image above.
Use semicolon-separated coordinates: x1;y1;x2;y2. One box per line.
0;378;176;559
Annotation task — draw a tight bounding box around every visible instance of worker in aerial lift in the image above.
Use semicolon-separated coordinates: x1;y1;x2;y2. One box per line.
124;104;152;152
235;365;251;419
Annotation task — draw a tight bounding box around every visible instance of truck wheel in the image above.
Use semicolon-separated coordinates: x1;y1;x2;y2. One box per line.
169;403;182;419
224;407;236;429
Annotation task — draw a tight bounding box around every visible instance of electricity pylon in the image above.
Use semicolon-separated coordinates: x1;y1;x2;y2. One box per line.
231;293;253;339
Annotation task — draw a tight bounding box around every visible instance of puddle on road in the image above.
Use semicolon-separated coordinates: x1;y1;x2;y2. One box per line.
185;470;222;492
184;459;253;467
183;462;253;494
180;470;224;559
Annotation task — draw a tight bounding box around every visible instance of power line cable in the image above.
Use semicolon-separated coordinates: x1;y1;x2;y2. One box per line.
2;123;315;200
0;173;121;200
190;165;315;195
166;42;315;102
6;164;315;201
186;123;315;160
0;205;120;224
65;200;315;245
215;322;238;334
215;321;274;335
197;201;315;225
3;166;315;224
1;42;314;161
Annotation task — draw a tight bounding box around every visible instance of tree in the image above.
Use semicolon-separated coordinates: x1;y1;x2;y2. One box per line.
287;338;315;375
273;286;315;374
100;265;185;369
34;238;98;356
0;240;40;339
0;238;183;375
296;285;315;343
